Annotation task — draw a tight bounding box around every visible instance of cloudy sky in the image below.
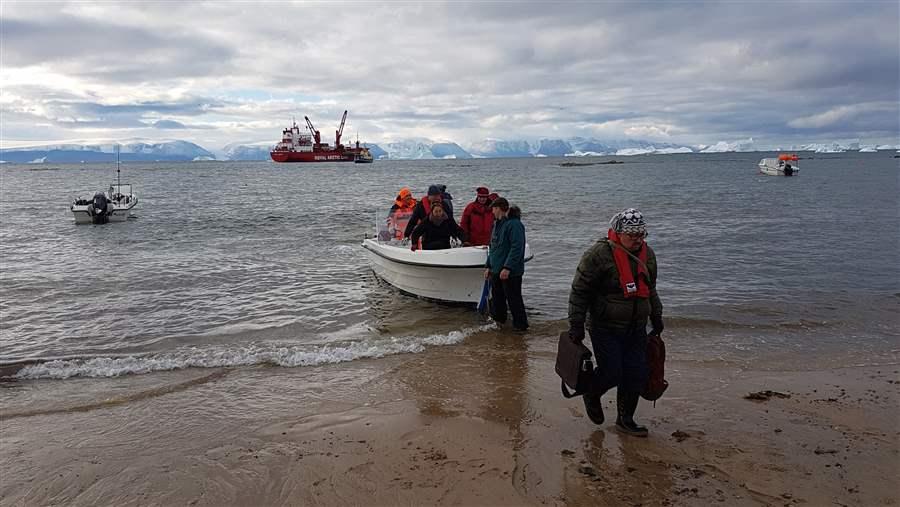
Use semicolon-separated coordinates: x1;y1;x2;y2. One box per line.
2;1;898;150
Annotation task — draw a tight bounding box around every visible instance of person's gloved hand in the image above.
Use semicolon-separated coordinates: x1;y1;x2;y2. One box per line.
649;317;664;337
568;321;585;342
410;243;417;252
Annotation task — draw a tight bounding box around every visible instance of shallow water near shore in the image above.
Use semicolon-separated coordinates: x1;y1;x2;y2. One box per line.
1;151;898;382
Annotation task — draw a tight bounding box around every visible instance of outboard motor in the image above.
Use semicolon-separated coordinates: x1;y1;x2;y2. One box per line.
784;164;793;176
88;192;112;224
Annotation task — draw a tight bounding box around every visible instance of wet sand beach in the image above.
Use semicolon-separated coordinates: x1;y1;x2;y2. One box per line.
2;325;898;506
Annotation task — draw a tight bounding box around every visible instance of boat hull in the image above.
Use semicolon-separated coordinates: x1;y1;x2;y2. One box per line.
758;158;799;176
362;239;532;304
71;200;137;224
270;148;364;163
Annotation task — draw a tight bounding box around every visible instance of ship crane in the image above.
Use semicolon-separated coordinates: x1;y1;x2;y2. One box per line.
335;110;347;149
304;116;321;145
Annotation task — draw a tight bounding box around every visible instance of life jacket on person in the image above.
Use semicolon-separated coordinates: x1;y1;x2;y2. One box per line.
390;208;415;239
416;194;442;228
607;229;651;298
389;188;417;239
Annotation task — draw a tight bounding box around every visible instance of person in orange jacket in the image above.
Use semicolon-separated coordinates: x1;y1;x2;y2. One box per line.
387;187;417;240
460;186;494;246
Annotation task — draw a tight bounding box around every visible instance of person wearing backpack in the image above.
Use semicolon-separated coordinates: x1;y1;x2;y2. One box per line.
567;208;664;437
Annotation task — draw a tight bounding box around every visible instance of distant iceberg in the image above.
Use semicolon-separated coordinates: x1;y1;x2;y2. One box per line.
814;143;845;153
699;138;756;153
656;147;693;154
616;148;655;156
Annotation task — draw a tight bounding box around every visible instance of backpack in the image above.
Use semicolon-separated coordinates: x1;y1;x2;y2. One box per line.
641;333;669;402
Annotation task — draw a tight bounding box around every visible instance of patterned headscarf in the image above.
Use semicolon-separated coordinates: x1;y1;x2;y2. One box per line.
610;208;647;236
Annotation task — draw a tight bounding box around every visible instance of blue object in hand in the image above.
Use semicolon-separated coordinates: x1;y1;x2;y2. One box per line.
477;278;491;314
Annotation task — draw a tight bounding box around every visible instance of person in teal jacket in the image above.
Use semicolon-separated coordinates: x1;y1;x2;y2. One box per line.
484;197;528;331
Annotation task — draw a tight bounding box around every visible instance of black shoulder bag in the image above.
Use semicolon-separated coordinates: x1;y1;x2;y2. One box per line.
555;331;595;398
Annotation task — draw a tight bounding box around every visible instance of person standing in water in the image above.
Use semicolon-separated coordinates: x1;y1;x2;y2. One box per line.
484;197;528;332
567;208;664;437
460;186;494;246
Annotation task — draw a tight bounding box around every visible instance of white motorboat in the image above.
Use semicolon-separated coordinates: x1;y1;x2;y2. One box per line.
361;213;533;304
758;153;799;176
71;183;138;224
71;146;138;224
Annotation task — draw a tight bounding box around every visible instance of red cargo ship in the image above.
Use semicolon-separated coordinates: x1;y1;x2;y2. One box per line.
270;110;371;162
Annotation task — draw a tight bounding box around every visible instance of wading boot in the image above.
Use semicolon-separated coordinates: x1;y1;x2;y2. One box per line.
582;392;605;425
615;390;648;437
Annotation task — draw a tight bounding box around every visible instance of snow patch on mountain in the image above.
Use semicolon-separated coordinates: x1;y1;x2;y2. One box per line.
381;139;436;159
222;142;274;161
468;139;533;158
430;142;472;159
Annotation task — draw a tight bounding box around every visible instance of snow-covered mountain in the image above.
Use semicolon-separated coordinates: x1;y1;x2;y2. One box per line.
4;137;895;164
0;139;215;163
470;137;696;158
372;140;471;160
430;142;473;159
221;142;273;161
468;139;533;158
697;138;758;153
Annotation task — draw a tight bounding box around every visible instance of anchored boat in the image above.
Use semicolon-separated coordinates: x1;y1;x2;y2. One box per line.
270;110;369;162
354;148;374;164
71;147;138;224
758;154;800;176
362;213;533;304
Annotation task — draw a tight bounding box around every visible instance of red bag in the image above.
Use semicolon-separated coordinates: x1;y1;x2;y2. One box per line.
641;333;668;402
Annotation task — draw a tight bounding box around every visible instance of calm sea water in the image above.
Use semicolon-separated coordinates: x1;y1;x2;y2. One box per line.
1;152;898;379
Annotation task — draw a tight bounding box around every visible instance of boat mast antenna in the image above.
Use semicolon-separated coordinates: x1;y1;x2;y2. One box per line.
116;144;121;192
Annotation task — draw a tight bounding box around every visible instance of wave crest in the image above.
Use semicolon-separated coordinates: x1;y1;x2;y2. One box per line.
14;325;494;380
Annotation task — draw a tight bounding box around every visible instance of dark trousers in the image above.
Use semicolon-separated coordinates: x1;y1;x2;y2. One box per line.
589;327;648;394
490;274;528;330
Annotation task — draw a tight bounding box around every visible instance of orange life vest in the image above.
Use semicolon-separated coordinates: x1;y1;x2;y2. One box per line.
421;195;440;216
390;208;415;240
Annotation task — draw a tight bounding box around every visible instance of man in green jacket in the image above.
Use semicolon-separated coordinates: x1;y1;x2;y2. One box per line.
568;208;664;436
484;197;528;331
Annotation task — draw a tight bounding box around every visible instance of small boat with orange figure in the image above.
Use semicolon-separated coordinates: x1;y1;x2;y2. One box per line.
758;153;799;176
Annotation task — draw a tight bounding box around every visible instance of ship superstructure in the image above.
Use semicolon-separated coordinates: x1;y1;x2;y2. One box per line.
270;110;368;162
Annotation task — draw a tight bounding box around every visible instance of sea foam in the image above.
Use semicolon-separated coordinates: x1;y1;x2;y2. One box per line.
15;324;494;380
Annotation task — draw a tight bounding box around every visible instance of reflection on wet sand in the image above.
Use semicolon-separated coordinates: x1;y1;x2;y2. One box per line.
575;429;677;504
393;328;529;424
2;327;897;506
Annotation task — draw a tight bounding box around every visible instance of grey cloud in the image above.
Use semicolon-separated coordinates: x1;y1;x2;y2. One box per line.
2;15;235;82
1;1;897;147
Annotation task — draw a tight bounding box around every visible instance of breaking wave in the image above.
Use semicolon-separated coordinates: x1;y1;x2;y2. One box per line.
13;324;495;380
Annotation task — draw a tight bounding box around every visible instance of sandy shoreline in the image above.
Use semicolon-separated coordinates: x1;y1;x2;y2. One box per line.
2;326;898;506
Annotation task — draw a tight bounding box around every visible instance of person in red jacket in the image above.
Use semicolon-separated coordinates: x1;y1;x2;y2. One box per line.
460;186;494;246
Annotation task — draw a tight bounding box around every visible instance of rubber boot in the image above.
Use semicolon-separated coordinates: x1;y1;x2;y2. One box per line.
615;390;648;437
582;392;605;425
